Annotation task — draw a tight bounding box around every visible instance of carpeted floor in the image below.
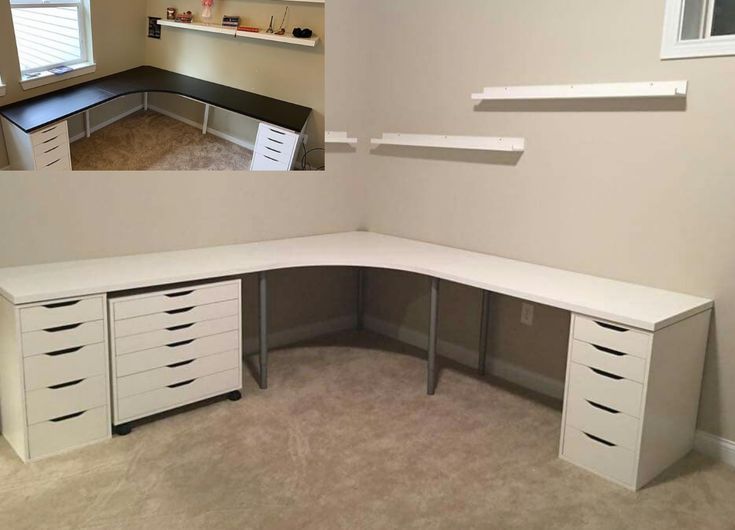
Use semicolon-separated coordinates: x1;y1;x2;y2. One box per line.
70;111;253;171
1;331;734;530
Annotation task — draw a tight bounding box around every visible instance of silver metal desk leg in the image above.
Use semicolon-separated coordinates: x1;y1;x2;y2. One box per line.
479;291;490;376
203;104;210;135
84;111;91;138
144;92;149;111
356;267;365;331
259;271;268;390
428;277;439;395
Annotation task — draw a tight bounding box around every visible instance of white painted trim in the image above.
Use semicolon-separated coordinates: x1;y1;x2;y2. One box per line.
242;315;356;354
363;315;565;400
326;131;357;144
661;0;735;59
371;133;525;153
69;104;144;143
694;430;735;467
20;62;96;91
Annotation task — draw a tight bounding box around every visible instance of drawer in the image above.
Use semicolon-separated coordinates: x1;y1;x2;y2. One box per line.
568;362;643;418
24;342;107;391
22;320;105;357
37;157;72;171
562;426;636;487
30;121;68;146
114;299;239;338
573;315;652;358
25;374;107;425
28;406;108;460
117;349;239;398
570;340;647;383
251;151;291;171
114;315;239;356
116;330;239;376
34;143;70;170
565;392;640;450
112;282;239;320
20;297;103;333
256;122;298;154
116;368;240;423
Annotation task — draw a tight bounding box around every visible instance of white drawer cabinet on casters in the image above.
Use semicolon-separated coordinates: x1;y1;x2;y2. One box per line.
108;280;243;436
559;311;712;490
0;294;111;462
1;118;73;171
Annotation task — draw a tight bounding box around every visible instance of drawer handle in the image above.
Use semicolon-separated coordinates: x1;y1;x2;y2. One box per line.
586;400;620;415
583;432;617;447
44;322;82;333
168;379;195;388
594;321;629;333
264;155;278;162
167;339;196;348
167;359;195;368
43;300;80;309
48;378;84;390
167;323;195;331
46;158;62;167
43;135;60;145
49;410;86;423
41;126;58;134
269;128;286;135
590;367;624;381
592;344;626;357
45;346;83;357
166;306;194;315
166;290;194;298
44;145;60;154
266;146;282;154
268;138;284;145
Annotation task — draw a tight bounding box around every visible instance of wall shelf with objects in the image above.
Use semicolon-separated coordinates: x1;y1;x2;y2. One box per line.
326;131;357;144
157;20;319;47
471;81;688;101
370;133;525;152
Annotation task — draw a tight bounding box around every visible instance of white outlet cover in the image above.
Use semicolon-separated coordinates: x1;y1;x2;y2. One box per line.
521;303;534;326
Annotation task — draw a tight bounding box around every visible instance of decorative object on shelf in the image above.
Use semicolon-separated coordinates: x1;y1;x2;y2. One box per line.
201;0;214;23
275;7;288;35
148;16;162;38
166;7;176;20
175;11;193;23
222;15;240;28
238;26;260;33
266;15;275;34
293;28;313;38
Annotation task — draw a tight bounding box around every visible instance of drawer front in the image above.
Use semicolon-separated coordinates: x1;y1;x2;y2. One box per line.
22;320;105;357
24;343;107;391
116;330;239;376
256;122;298;154
117;349;239;398
112;282;239;320
35;143;71;170
568;362;643;418
565;392;640;450
114;299;239;338
570;340;647;383
25;374;107;425
562;426;636;487
28;406;108;460
114;315;239;356
37;157;72;171
30;121;68;146
251;151;290;171
117;368;240;423
573;315;652;358
20;297;104;333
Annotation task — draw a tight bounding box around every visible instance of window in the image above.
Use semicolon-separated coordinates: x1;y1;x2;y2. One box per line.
662;0;735;58
9;0;94;86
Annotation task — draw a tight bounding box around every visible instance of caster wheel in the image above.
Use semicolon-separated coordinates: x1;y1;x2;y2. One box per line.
114;424;133;436
227;390;242;401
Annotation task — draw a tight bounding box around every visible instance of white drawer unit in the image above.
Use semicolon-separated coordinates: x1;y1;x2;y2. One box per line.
560;310;711;490
0;294;111;462
250;122;302;171
108;280;243;434
1;117;73;171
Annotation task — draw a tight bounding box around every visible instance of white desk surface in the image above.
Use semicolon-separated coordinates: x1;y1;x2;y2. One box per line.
0;231;712;331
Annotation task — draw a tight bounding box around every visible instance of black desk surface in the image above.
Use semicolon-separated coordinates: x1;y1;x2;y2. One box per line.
0;66;312;134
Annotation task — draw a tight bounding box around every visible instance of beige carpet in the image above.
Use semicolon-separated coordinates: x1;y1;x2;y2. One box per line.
70;111;253;171
0;331;733;530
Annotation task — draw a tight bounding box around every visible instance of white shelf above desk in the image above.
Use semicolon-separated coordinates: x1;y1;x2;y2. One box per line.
370;133;525;152
326;131;357;144
471;81;688;101
157;20;320;47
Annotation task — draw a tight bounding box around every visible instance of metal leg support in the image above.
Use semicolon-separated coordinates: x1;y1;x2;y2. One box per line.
259;271;268;389
479;291;490;376
84;110;91;138
427;277;439;395
203;104;210;135
356;268;365;331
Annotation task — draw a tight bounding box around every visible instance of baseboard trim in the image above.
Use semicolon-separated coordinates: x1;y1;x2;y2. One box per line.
69;104;145;143
694;430;735;467
243;314;357;355
0;165;10;171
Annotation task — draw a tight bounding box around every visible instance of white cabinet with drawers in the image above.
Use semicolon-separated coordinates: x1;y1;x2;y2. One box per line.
108;280;243;435
0;294;111;462
250;122;302;171
560;311;711;490
1;118;72;171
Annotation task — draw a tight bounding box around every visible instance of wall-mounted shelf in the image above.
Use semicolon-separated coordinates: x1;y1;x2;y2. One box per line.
471;81;688;101
157;20;319;47
326;131;357;144
370;133;525;152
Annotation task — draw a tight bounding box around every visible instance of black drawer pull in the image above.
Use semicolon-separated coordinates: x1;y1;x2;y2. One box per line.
268;138;284;145
46;159;61;167
44;322;82;333
168;379;195;388
167;359;195;368
586;400;620;414
50;411;86;423
594;321;629;333
590;367;624;381
166;306;194;315
48;378;84;390
43;300;80;309
264;154;278;162
167;323;194;331
269;128;286;135
45;346;83;357
167;339;195;348
44;145;59;154
592;344;626;357
583;432;616;447
166;290;194;298
41;126;58;134
266;146;282;154
43;135;60;144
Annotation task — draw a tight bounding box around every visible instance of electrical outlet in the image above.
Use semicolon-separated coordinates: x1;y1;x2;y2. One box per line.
520;303;534;326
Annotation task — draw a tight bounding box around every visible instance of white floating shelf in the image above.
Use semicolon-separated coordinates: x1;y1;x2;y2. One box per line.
370;133;525;152
157;20;319;47
472;81;688;101
325;131;357;144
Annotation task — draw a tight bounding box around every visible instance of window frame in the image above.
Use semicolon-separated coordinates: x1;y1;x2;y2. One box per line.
662;0;735;59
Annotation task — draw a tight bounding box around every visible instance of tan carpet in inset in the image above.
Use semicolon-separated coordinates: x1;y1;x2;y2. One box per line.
0;331;733;530
70;111;253;171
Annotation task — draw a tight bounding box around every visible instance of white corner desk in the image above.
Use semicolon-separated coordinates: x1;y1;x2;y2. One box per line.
0;232;713;490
